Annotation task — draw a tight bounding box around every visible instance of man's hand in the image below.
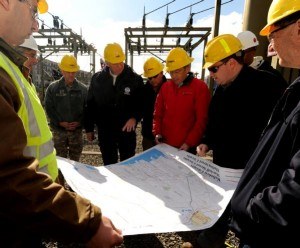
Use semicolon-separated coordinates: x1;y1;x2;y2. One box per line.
68;122;80;130
196;144;209;157
86;132;95;142
59;121;80;131
155;134;163;144
179;143;189;151
122;118;136;132
87;216;123;248
59;121;69;129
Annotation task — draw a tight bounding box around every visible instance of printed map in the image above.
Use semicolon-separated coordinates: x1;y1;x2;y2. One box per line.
58;144;242;235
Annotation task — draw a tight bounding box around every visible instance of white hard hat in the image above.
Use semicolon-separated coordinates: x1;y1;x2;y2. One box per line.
237;31;259;51
20;35;39;51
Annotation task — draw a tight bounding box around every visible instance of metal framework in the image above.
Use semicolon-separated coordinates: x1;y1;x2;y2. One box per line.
124;26;211;79
33;27;97;74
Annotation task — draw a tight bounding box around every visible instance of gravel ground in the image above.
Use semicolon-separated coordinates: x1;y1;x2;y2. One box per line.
48;125;240;248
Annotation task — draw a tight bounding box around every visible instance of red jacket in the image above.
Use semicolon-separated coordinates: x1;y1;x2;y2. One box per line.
153;74;210;148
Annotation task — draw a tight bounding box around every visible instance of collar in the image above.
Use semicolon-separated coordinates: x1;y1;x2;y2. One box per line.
109;69;118;78
0;38;27;68
178;72;194;87
57;76;78;88
22;66;30;81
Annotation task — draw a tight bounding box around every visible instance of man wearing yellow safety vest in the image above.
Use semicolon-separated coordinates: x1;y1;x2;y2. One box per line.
230;0;300;247
0;0;123;246
13;34;59;181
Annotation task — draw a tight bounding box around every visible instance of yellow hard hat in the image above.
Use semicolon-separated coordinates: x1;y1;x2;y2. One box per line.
203;34;242;69
38;0;48;14
260;0;300;36
104;43;125;64
165;47;194;72
58;55;80;72
143;57;164;78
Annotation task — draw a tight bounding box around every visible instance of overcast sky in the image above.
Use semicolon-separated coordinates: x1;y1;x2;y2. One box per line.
38;0;245;75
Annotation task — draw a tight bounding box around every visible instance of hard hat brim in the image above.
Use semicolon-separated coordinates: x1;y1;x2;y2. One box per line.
260;24;272;36
165;57;194;72
260;8;300;36
58;63;80;72
203;61;215;69
106;55;125;64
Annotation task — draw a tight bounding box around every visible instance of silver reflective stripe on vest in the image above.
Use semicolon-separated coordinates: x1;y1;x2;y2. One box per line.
23;139;54;160
2;56;40;137
38;165;50;175
1;55;53;170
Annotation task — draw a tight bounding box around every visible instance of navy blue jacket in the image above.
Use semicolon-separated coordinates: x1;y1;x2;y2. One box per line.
230;77;300;247
202;66;286;169
141;75;166;139
84;64;143;132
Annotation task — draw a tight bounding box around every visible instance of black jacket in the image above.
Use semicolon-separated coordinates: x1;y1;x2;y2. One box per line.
230;77;300;247
84;64;144;132
141;75;166;139
258;59;288;87
202;66;286;169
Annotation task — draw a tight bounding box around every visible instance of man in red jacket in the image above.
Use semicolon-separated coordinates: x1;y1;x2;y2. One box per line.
153;47;210;154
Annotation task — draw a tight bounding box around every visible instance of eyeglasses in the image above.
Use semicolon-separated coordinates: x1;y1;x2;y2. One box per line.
20;0;38;20
268;20;297;41
148;74;159;80
208;62;226;73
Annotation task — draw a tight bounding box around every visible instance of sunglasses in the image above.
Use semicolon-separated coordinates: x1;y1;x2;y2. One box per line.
208;62;226;73
149;74;159;80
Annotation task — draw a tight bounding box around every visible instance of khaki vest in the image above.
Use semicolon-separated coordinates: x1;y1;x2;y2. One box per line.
0;52;58;181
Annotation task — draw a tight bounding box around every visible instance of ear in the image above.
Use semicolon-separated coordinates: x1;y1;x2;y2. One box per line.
185;64;191;72
227;58;233;66
0;0;10;10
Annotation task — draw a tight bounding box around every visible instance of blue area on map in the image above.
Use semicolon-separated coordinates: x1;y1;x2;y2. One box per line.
119;148;167;165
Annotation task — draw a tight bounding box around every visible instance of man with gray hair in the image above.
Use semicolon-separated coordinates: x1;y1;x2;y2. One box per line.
230;0;300;247
0;0;123;246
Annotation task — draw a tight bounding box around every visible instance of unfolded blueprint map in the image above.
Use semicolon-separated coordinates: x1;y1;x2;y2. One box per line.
58;144;243;235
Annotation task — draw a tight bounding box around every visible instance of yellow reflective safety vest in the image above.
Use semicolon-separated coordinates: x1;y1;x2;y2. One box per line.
0;51;58;181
